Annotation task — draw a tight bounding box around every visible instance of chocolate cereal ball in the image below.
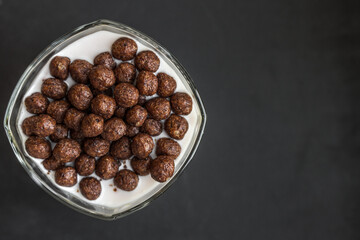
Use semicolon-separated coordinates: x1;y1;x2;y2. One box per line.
165;114;189;140
140;119;162;136
81;114;104;138
136;71;158;96
131;156;152;176
102;117;127;141
114;106;126;118
94;52;116;70
46;100;70;123
156;138;181;158
64;108;85;131
95;155;119;180
25;136;51;159
126;124;139;138
90;85;113;97
114;169;139;191
135;51;160;72
83;137;110;157
126;105;148;127
25;92;49;114
111;37;138;61
110;136;132;160
114;62;136;84
21;118;34;136
75;154;96;176
32;114;56;137
131;133;154;159
49;124;68;142
69;59;93;84
150;155;175;183
67;84;93;111
90;94;116;119
145;97;171;120
80;177;102;200
70;129;84;142
55;166;77;187
22;116;37;136
170;92;193;115
53;138;81;163
114;83;139;108
137;95;146;106
89;65;116;91
41;78;68;100
42;155;64;171
49;56;70;80
157;73;177;97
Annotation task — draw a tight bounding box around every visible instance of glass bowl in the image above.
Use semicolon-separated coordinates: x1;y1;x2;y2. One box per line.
3;19;206;220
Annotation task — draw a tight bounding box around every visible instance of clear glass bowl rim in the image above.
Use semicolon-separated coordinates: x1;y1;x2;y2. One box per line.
3;19;207;220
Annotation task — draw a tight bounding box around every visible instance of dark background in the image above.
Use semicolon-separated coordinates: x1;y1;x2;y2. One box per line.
1;0;360;239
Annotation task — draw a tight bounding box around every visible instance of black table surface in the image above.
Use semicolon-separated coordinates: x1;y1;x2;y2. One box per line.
1;0;360;239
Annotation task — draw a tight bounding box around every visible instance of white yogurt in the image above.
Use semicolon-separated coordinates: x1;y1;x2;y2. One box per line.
17;30;200;208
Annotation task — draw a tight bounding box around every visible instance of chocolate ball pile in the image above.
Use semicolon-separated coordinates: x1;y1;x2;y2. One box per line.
22;37;193;201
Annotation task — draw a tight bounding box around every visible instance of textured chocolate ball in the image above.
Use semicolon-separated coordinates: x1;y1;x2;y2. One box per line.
70;129;84;142
102;117;127;141
69;59;93;84
136;71;158;96
32;114;56;137
140;119;162;136
64;108;86;131
150;155;175;183
145;97;171;121
114;83;139;108
53;138;81;163
94;52;116;70
83;137;110;157
170;92;193;115
49;56;70;80
67;84;93;111
90;85;113;97
114;169;139;191
135;51;160;72
80;177;102;200
156;138;181;159
114;62;136;84
164;114;189;140
95;155;119;180
49;124;68;142
81;114;104;138
41;78;68;100
131;133;154;159
137;95;146;106
89;65;116;91
157;73;177;97
46;100;70;123
125;105;148;127
114;106;127;118
126;124;140;138
111;37;138;61
25;136;52;159
55;166;77;187
42;155;64;171
22;116;37;136
90;94;116;119
131;156;152;176
25;92;49;114
110;136;132;160
75;153;96;176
